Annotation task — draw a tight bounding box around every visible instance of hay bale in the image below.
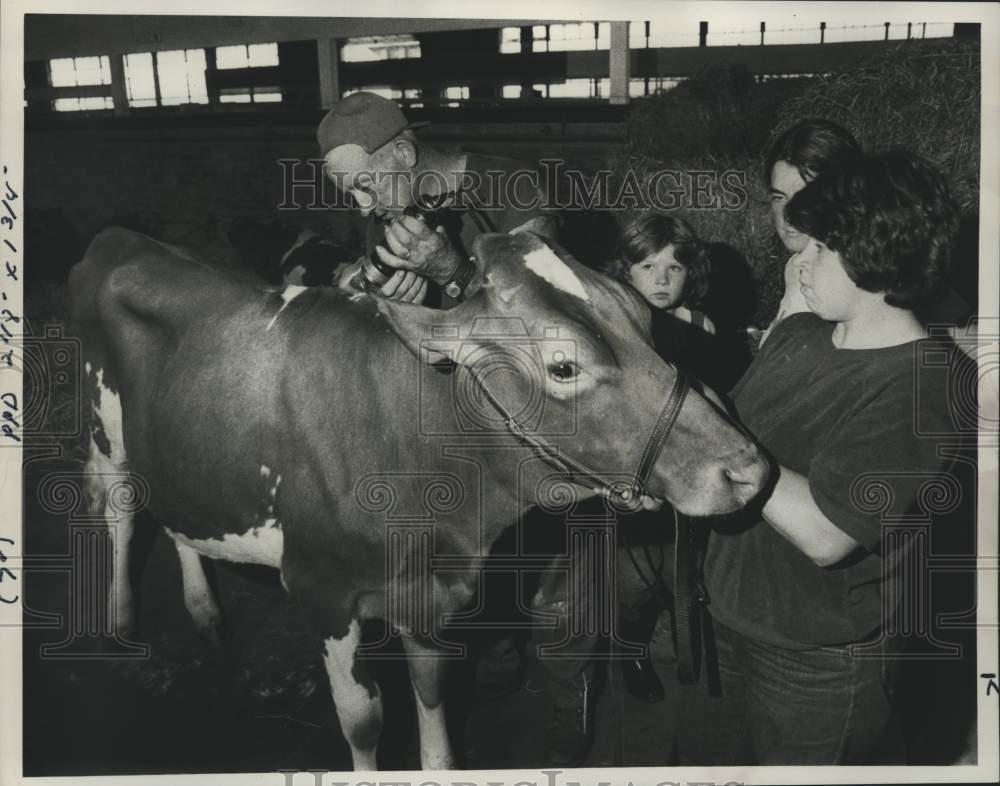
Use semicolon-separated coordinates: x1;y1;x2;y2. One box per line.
608;36;980;329
775;36;980;212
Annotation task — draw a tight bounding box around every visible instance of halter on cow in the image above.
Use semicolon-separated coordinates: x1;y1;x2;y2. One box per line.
70;227;767;770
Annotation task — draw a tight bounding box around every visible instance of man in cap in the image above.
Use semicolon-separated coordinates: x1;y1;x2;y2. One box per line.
317;91;557;304
316;92;605;766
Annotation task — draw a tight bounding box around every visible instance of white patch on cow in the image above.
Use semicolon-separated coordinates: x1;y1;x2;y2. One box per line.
522;246;591;303
413;693;454;769
85;364;134;632
164;520;283;568
260;464;271;480
85;361;92;375
92;368;127;465
323;621;383;770
279;229;319;266
174;540;223;638
266;284;309;331
283;265;307;286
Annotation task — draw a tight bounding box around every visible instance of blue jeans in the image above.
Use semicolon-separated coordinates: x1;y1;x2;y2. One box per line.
676;617;904;765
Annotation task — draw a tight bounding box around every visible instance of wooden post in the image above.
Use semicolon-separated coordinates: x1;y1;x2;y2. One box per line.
108;53;129;116
760;22;765;45
204;47;220;105
907;22;912;40
884;22;891;40
820;21;826;43
317;38;340;109
699;21;708;47
608;20;629;105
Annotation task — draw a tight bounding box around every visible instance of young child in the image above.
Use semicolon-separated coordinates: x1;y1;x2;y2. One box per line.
606;213;722;388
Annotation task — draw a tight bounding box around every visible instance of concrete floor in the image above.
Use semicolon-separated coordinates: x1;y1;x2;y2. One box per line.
22;455;684;774
22;455;976;774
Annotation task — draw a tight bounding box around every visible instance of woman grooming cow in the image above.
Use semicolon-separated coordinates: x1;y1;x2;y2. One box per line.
676;149;970;764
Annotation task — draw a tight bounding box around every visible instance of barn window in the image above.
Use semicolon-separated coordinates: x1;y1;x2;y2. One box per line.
156;48;209;105
53;96;114;111
124;52;157;107
629;20;651;48
502;84;521;98
340;36;420;63
500;27;521;54
547;78;595;98
532;23;609;53
47;56;113;111
220;86;283;104
215;43;280;69
48;56;111;87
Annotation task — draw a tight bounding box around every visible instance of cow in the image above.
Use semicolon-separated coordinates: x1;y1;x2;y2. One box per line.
69;226;768;771
226;216;355;287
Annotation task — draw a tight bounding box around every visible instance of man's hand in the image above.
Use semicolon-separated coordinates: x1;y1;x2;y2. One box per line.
378;269;428;304
378;214;464;286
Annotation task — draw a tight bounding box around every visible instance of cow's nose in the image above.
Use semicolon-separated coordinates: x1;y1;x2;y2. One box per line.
724;450;770;505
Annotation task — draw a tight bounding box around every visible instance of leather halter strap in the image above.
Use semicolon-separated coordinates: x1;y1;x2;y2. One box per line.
466;362;691;509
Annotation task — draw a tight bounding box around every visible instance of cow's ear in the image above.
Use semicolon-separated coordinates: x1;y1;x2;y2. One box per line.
376;293;489;366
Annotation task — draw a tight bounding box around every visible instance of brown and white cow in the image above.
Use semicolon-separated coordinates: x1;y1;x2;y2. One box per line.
69;227;767;770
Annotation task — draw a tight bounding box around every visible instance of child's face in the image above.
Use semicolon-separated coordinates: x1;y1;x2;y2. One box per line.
793;235;861;321
627;245;687;311
770;160;810;253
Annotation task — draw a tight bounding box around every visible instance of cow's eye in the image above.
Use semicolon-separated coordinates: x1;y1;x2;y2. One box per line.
548;361;578;383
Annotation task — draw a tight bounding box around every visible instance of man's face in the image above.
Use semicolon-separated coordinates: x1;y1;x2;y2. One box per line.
769;160;810;253
323;143;413;220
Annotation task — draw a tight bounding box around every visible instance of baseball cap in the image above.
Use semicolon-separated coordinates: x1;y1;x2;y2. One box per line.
317;92;430;156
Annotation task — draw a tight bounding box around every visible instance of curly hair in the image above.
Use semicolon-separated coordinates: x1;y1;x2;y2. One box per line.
785;150;959;308
765;118;862;182
604;213;711;307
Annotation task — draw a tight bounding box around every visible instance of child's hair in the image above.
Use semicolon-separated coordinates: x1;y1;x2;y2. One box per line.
785;150;959;307
765;119;862;182
604;213;710;307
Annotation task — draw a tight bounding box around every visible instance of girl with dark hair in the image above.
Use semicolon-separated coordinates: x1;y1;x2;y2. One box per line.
760;118;862;345
606;213;723;388
676;149;972;764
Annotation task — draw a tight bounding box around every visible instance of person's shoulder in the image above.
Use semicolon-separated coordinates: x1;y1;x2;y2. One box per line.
762;311;826;352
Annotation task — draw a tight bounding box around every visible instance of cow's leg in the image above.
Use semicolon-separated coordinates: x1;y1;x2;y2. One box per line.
322;618;383;770
84;453;136;637
84;367;135;638
401;634;455;770
174;541;225;645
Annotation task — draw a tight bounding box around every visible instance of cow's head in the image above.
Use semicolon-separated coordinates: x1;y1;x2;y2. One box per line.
377;231;768;516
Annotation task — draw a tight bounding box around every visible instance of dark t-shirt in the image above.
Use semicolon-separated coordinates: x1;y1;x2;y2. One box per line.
704;312;971;648
650;308;725;391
